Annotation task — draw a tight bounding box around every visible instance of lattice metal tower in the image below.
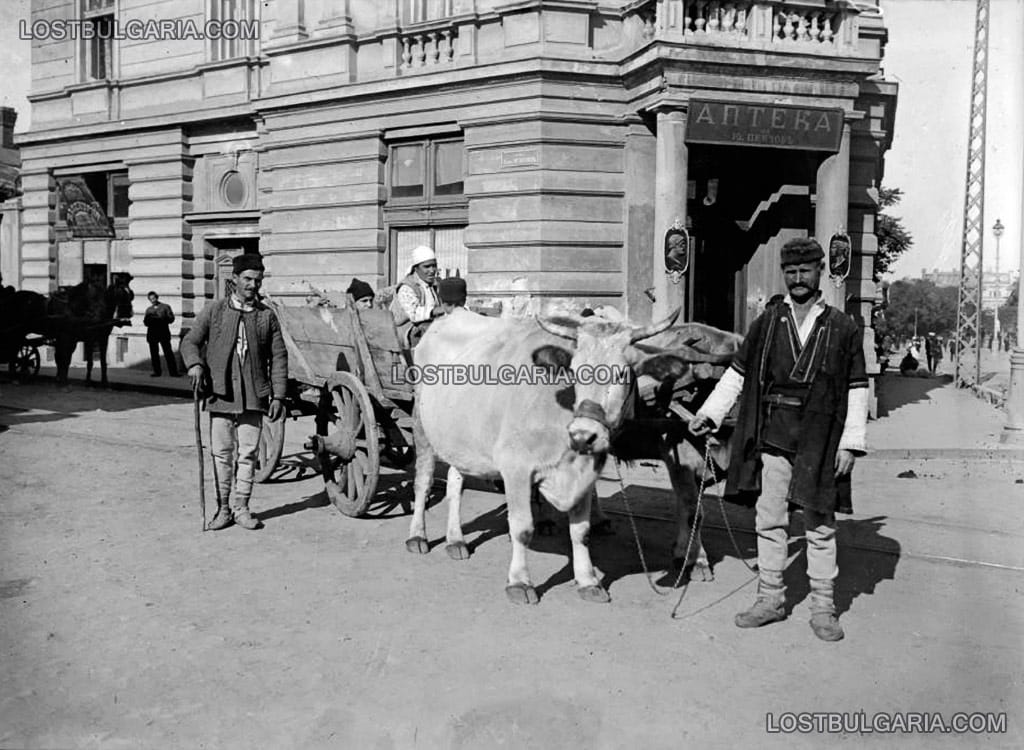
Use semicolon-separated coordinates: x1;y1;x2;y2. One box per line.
954;0;991;388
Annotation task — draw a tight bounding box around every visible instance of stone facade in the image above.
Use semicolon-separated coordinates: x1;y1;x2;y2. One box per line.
17;0;897;368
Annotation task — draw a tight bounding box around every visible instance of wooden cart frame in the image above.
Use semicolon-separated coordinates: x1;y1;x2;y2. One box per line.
254;299;416;517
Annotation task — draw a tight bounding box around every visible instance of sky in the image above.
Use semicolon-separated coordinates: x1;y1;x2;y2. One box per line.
1;0;1022;280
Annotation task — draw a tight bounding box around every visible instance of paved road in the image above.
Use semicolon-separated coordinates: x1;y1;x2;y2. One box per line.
1;377;1021;749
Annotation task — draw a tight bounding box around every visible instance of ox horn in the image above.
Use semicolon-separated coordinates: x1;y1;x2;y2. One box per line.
629;307;681;343
536;315;580;341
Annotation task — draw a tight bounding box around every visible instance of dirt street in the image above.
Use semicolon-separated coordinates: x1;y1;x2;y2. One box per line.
1;379;1022;749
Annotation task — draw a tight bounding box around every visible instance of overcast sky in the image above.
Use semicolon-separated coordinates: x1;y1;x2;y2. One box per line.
1;0;1022;280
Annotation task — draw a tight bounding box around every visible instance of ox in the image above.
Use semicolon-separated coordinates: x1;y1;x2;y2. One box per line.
407;307;679;604
615;321;745;576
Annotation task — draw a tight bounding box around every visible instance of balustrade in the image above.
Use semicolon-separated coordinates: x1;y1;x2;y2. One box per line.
626;0;859;52
400;26;458;70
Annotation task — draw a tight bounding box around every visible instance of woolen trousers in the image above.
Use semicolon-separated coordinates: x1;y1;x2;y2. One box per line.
757;453;838;582
210;410;262;512
148;336;179;376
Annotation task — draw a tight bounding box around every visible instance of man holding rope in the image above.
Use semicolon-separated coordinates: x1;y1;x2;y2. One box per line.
689;238;868;642
181;254;287;531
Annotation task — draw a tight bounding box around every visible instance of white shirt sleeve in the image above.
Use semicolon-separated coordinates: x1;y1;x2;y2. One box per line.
838;387;869;454
396;284;432;323
697;366;744;428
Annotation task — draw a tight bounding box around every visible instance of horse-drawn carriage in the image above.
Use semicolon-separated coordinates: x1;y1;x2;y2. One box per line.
253;298;418;517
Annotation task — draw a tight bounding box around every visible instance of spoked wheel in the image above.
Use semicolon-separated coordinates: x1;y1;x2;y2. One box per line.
254;414;286;483
9;344;41;381
321;371;380;517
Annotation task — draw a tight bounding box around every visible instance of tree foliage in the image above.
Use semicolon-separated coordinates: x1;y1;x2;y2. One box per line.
874;187;914;282
875;278;958;342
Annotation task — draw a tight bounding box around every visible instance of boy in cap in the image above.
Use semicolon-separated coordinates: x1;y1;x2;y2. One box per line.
181;253;288;531
689;237;868;641
347;278;375;310
391;245;442;346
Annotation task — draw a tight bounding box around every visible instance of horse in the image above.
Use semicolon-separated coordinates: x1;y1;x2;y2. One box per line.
45;279;134;387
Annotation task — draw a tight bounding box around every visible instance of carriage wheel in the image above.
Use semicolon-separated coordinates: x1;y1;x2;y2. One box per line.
254;414;286;483
9;345;41;381
321;371;380;517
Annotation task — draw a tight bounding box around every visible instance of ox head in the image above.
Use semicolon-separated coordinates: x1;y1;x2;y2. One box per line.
534;308;681;455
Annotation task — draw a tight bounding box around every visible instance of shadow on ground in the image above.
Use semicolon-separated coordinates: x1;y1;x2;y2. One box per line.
875;371;950;418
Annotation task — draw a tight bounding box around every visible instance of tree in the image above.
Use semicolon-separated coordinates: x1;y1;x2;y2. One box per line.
874;187;914;282
874;278;958;343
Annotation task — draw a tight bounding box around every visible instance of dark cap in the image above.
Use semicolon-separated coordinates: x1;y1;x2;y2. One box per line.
438;277;467;306
232;253;265;275
346;278;374;302
780;238;824;266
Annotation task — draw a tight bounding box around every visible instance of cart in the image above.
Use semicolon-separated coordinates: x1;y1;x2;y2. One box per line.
253;299;416;518
0;329;44;381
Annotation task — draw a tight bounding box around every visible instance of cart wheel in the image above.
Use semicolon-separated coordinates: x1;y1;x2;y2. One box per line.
321;371;380;517
9;344;41;381
254;414;286;483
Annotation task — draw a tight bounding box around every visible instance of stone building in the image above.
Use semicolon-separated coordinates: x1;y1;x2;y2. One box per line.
17;0;896;367
0;107;21;287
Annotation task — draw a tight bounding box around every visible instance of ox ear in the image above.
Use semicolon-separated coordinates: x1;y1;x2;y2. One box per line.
635;353;691;382
532;344;573;374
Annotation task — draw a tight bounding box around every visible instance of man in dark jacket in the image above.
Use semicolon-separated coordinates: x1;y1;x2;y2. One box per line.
181;254;287;531
690;238;868;642
143;291;179;377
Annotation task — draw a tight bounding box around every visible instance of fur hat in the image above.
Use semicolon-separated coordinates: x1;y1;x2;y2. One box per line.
779;238;824;266
346;278;374;302
232;253;265;275
410;245;436;269
438;277;467;306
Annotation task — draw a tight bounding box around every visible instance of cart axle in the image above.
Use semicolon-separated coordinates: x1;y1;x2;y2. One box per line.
305;430;357;462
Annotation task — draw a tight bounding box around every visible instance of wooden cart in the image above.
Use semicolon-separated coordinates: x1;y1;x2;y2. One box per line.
253;299;416;518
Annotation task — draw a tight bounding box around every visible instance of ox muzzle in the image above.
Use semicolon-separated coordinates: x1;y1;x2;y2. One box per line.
568;399;611;455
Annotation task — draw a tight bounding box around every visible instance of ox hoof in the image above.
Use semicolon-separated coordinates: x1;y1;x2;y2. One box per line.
405;537;430;554
505;583;539;605
591;519;614;536
445;542;471;561
536;519;557;537
577;585;610;603
674;559;714;582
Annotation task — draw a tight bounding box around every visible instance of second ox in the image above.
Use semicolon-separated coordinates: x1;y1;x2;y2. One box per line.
407;306;679;604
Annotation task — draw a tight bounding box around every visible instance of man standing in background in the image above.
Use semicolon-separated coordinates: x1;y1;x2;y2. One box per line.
143;291;179;377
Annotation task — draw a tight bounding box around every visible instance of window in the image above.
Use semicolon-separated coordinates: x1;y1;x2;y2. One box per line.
392;226;468;282
386;134;466;283
387;137;464;205
82;0;115;81
210;0;258;61
403;0;454;24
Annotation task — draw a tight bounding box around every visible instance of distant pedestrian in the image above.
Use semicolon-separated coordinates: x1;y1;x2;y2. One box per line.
181;254;288;531
689;238;868;642
925;332;941;374
143;292;179;377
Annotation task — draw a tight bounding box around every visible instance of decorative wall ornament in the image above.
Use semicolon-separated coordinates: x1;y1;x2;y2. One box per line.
828;230;851;287
665;221;690;285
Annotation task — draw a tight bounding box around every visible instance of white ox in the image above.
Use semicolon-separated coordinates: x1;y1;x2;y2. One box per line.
407;307;679;604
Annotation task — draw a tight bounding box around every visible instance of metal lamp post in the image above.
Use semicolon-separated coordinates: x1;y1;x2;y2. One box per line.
993;218;1004;348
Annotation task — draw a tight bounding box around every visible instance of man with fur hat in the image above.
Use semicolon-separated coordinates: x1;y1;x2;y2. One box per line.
391;245;442;346
689;237;868;642
181;253;288;531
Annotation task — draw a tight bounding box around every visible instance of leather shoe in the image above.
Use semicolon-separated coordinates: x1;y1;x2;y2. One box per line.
234;510;263;530
735;597;786;628
207;507;233;530
810;612;845;642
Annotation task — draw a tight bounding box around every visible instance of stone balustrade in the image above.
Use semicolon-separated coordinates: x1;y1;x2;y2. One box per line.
400;23;459;71
628;0;866;52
